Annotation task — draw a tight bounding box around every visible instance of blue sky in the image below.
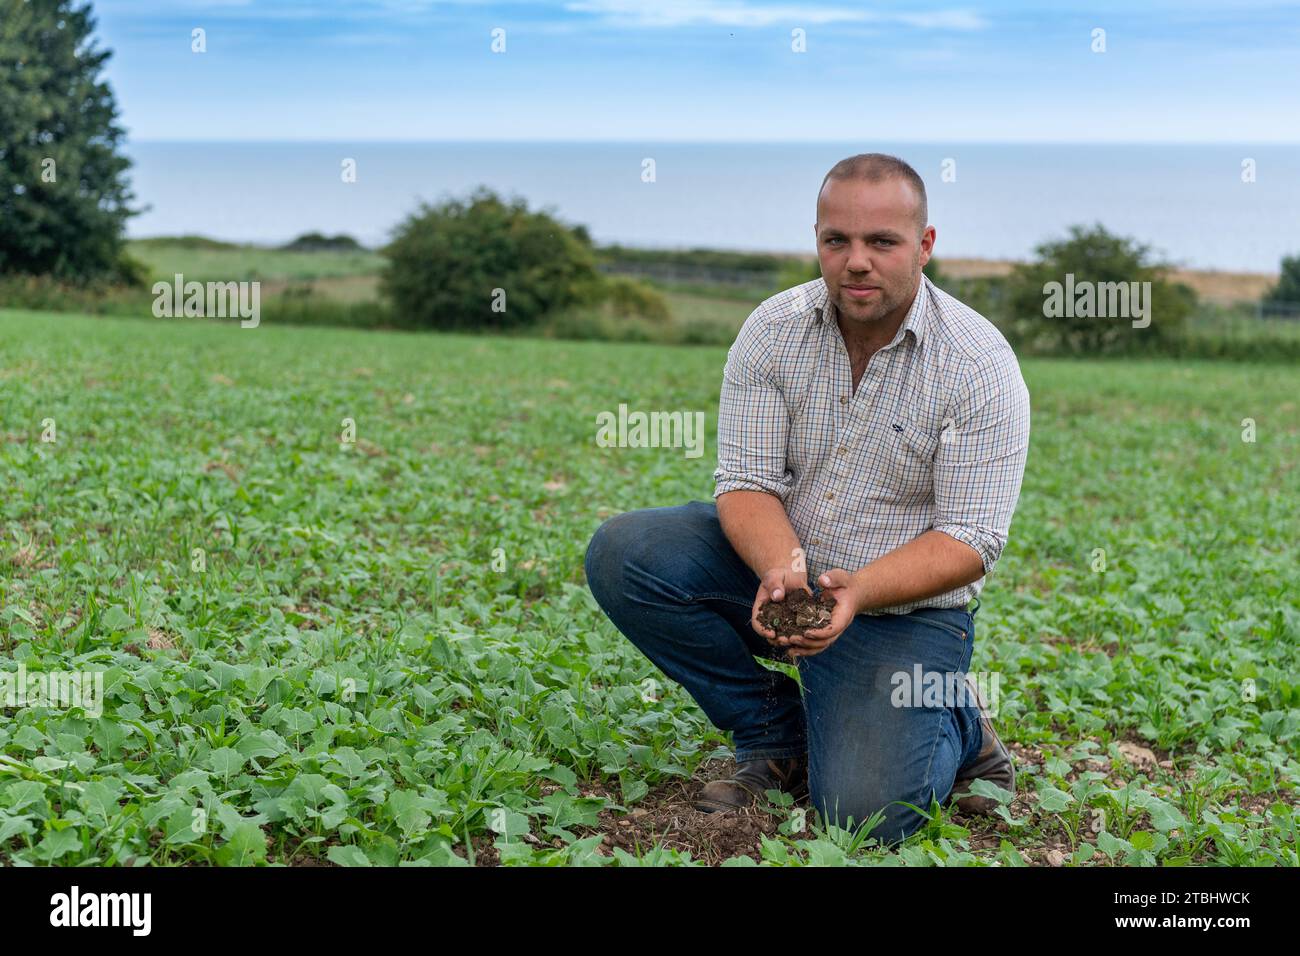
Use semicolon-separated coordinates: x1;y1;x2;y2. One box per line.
91;0;1300;142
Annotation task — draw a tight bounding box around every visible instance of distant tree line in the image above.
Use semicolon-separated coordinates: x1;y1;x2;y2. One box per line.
280;232;365;253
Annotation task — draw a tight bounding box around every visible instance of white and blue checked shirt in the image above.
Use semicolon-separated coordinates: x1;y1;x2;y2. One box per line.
712;273;1031;615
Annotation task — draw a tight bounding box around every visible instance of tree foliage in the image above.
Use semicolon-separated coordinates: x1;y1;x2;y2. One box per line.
1006;223;1196;354
0;0;139;281
1264;254;1300;306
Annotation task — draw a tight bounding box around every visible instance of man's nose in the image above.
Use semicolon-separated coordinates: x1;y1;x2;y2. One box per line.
846;240;872;273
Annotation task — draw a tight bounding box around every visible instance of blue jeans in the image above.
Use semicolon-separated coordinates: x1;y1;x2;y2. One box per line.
583;499;987;845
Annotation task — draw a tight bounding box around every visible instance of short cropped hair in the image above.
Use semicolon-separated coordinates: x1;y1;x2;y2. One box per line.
817;153;928;236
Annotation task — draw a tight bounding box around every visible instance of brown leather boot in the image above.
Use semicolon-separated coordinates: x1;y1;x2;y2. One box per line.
693;754;809;813
947;674;1015;815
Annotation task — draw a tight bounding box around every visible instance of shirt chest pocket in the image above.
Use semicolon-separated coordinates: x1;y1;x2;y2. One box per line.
870;420;939;505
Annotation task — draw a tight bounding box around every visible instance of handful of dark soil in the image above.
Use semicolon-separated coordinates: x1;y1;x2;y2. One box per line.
757;588;835;639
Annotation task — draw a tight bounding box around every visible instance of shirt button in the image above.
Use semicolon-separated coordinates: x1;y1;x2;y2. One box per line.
810;538;821;546
837;446;847;455
839;396;849;405
825;491;835;501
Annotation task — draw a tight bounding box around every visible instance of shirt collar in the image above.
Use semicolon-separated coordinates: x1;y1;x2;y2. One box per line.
812;273;931;349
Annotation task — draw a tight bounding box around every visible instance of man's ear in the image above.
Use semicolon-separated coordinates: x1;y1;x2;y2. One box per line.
918;225;936;268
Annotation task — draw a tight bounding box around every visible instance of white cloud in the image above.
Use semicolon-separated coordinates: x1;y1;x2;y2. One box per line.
562;0;986;29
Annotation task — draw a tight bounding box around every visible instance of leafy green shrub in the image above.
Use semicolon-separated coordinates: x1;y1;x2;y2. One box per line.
258;283;392;329
380;187;599;330
774;257;820;292
671;318;740;346
592;275;670;322
533;307;737;347
0;274;148;314
533;307;658;344
115;252;151;288
1264;254;1300;305
1006;224;1196;355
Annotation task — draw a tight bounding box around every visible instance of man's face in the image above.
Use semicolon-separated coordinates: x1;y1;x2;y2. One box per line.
814;177;935;331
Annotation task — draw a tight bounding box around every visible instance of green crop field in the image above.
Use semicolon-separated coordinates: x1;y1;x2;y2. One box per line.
126;240;386;284
1;308;1296;866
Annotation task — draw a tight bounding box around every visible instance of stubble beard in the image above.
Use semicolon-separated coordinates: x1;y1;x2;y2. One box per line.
833;263;921;331
834;283;901;327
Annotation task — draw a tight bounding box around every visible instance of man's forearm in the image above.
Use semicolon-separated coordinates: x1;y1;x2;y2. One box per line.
716;490;804;580
849;530;986;611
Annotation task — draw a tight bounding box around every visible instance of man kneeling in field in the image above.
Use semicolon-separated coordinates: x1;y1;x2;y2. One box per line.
584;153;1031;845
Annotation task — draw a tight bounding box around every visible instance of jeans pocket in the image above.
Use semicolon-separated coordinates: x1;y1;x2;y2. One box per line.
912;609;969;642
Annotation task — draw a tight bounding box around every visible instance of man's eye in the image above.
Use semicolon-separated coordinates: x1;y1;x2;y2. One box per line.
876;239;895;246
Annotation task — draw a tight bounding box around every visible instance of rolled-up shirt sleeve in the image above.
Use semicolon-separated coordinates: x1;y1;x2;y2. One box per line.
931;347;1031;575
712;310;794;503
